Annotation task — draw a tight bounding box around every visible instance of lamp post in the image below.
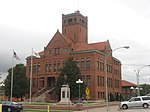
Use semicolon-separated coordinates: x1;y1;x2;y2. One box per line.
105;46;129;112
0;82;5;101
76;79;83;103
134;65;150;96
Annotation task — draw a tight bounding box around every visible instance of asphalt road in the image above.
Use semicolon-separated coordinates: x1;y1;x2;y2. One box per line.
73;106;150;112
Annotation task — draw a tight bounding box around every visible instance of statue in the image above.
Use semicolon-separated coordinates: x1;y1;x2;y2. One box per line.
63;74;67;85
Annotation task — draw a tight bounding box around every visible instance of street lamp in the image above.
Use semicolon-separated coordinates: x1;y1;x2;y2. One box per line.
0;82;5;101
76;79;83;103
134;65;150;96
105;46;129;112
130;86;142;97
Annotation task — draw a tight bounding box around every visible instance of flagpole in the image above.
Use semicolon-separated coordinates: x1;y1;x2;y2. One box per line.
11;51;14;101
29;48;33;103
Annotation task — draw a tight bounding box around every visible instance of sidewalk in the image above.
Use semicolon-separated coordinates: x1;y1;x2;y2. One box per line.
73;105;121;112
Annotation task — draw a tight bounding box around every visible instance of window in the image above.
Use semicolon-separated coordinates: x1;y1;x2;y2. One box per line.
97;59;100;70
45;63;48;72
58;62;61;72
49;63;52;72
29;65;31;73
86;59;90;70
98;92;105;99
74;18;76;22
81;59;85;70
97;76;100;86
100;76;104;87
134;98;141;101
58;48;60;55
76;60;80;68
87;75;90;87
54;63;56;72
108;78;113;87
49;50;52;55
82;19;84;24
100;61;104;71
64;20;66;24
68;18;73;23
33;64;36;74
54;48;60;55
115;80;120;88
142;97;150;101
32;79;36;87
37;64;40;73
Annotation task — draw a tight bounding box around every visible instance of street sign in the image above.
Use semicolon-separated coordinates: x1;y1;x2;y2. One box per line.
85;87;90;96
86;95;90;100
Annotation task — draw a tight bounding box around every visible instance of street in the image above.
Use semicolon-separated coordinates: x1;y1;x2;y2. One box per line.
73;106;150;112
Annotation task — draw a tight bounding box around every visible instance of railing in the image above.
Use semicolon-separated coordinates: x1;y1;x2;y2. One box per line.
37;87;47;96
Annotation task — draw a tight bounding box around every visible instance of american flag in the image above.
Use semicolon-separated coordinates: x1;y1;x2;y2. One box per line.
13;51;20;60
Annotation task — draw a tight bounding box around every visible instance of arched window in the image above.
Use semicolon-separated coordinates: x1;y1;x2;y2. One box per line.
86;58;90;70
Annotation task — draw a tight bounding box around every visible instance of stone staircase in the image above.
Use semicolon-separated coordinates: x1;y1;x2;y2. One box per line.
32;87;55;102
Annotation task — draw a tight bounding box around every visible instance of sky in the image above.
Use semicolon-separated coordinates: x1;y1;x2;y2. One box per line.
0;0;150;84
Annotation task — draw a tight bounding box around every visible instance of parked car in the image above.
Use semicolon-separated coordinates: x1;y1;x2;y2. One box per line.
120;96;150;109
1;101;23;112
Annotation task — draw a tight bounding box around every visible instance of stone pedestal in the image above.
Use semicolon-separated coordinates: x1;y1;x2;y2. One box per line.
58;84;73;104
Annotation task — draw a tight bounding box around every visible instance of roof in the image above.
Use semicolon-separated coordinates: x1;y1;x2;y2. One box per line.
122;80;137;87
34;41;109;56
89;41;107;51
73;41;109;52
39;51;44;56
73;43;95;51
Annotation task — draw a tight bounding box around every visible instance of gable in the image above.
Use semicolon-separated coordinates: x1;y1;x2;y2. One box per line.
45;30;72;50
89;40;112;52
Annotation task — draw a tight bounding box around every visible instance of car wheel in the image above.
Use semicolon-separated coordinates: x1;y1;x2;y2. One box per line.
122;104;128;109
143;103;148;108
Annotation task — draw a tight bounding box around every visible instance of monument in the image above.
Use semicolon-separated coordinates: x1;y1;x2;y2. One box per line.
58;74;73;105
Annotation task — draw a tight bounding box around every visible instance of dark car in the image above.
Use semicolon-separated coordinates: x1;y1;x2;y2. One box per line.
1;101;23;112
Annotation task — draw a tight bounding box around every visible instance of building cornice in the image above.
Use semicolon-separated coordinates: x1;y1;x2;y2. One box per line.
71;49;105;55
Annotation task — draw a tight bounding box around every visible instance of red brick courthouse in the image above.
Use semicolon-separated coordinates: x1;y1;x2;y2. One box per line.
26;11;122;100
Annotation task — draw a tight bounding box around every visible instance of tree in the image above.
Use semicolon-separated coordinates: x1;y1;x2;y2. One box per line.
55;57;85;100
140;84;150;96
4;64;29;100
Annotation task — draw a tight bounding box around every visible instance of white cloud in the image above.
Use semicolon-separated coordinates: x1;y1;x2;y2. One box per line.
0;0;150;84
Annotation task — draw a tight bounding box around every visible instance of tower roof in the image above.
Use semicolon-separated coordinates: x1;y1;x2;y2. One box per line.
62;10;87;19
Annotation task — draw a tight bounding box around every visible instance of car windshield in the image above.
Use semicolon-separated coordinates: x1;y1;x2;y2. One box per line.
12;102;19;105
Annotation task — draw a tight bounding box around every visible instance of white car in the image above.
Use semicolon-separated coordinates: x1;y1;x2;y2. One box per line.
120;96;150;109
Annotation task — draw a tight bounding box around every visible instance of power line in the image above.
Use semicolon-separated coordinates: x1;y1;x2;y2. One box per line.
122;64;149;66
